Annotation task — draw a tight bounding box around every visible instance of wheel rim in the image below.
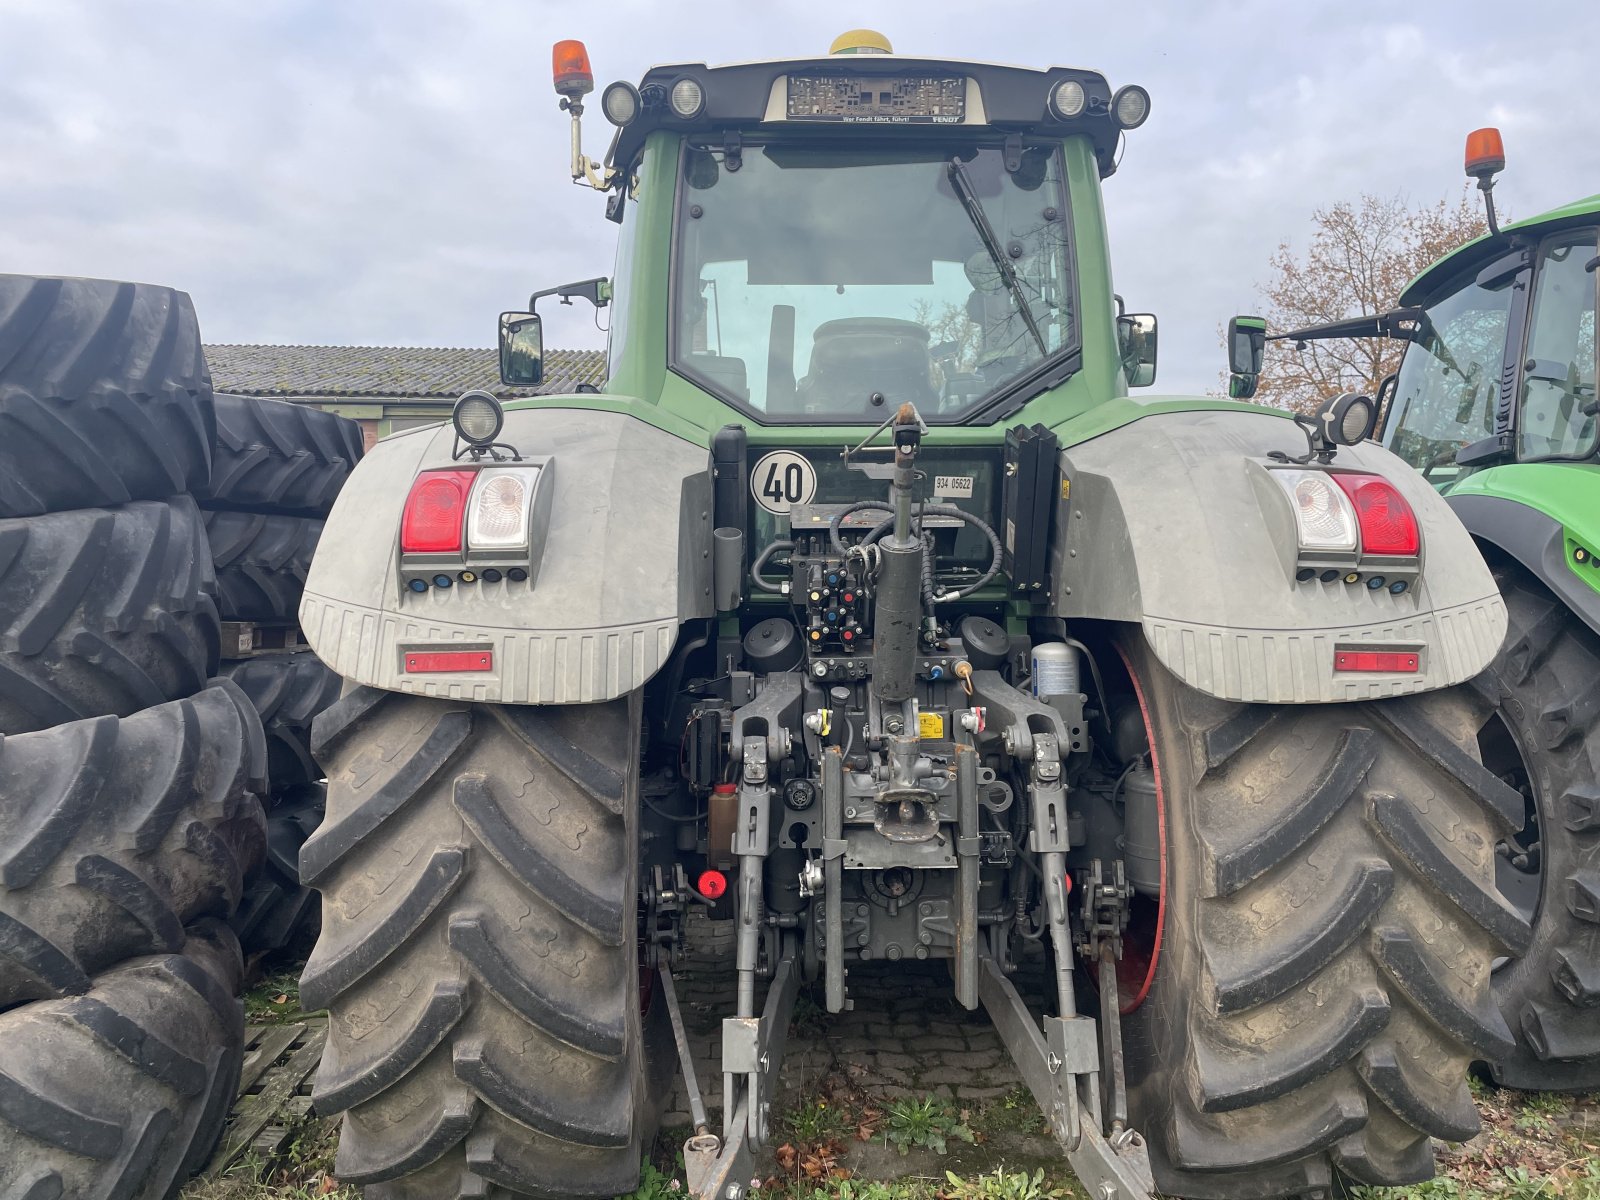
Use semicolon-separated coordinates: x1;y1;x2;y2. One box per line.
1113;642;1166;1015
1478;710;1544;945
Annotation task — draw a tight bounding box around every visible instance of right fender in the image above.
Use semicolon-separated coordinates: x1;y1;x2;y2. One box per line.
1051;409;1507;703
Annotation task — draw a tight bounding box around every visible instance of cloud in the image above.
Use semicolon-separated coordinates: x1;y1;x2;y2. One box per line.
1;0;1594;396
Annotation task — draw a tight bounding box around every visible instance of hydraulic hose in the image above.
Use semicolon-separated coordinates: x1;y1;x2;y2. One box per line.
859;504;1004;603
750;539;793;594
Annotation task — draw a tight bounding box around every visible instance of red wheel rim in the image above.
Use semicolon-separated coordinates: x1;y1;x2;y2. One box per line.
1113;642;1167;1015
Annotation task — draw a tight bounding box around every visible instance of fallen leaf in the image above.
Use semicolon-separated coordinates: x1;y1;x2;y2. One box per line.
273;993;289;1005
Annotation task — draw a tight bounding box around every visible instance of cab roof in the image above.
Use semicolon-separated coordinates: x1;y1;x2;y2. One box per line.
604;54;1128;179
1401;191;1600;305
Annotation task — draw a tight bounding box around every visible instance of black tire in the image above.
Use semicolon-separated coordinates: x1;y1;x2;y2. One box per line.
1474;570;1600;1091
0;919;245;1200
223;653;341;789
300;687;656;1199
203;509;322;623
197;393;363;516
0;496;221;736
232;784;324;960
0;679;268;1011
1117;634;1527;1199
0;275;214;519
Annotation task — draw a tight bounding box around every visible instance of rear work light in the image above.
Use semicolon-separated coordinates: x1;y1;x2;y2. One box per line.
400;470;476;554
1332;473;1420;557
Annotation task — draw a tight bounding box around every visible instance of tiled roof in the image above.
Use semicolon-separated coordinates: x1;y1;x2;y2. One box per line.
202;344;606;400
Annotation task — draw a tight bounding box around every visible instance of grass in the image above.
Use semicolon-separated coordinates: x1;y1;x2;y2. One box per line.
243;967;316;1025
179;1115;357;1199
1347;1087;1600;1200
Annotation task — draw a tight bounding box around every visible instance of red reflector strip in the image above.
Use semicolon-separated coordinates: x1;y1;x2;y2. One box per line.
404;650;493;673
1334;650;1419;673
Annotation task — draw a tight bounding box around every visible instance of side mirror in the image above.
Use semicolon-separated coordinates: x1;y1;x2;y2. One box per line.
1228;315;1266;375
1226;315;1266;402
1117;313;1158;388
499;312;544;386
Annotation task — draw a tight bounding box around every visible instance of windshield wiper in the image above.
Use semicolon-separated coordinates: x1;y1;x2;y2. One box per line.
946;158;1047;357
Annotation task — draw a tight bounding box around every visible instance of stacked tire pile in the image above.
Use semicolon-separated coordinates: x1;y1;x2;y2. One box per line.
197;392;360;962
0;275;267;1197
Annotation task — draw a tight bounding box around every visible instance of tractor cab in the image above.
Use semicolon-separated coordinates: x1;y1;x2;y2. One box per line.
500;32;1159;431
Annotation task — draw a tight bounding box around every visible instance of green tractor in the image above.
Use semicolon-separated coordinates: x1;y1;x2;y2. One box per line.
297;33;1522;1200
1229;129;1599;1095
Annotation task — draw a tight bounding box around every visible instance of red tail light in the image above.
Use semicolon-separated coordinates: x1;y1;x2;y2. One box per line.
401;470;476;554
1332;473;1420;557
696;869;728;900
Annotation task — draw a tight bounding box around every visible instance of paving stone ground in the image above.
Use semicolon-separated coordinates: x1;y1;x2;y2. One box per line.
662;913;1054;1129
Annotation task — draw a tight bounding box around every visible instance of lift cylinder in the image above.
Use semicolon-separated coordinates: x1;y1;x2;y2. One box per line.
870;539;922;703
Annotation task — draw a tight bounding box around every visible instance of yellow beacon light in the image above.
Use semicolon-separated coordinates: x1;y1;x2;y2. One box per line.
830;29;893;55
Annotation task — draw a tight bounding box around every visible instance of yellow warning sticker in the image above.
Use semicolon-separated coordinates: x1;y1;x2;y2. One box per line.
918;711;945;739
1060;477;1071;500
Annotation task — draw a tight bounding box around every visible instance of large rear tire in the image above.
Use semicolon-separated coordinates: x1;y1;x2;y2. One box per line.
0;275;214;519
301;687;657;1199
202;510;321;624
197;393;363;516
1474;570;1600;1091
0;497;221;735
0;919;245;1200
0;679;268;1010
232;784;324;960
223;653;341;790
1119;634;1526;1199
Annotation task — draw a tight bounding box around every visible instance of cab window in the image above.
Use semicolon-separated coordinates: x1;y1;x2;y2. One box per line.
1384;268;1515;478
1518;229;1598;462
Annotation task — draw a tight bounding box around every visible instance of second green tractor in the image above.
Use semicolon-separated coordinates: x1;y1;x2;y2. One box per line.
1231;130;1600;1095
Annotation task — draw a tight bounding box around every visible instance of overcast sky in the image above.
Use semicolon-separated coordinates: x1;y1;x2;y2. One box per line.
4;0;1595;396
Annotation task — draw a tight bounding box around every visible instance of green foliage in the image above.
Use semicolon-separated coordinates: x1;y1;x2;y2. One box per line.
881;1096;976;1157
1347;1161;1600;1200
617;1160;681;1200
943;1168;1074;1200
243;968;310;1023
785;1097;852;1144
976;1087;1046;1136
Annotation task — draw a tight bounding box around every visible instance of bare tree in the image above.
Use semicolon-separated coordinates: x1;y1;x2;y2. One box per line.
1247;190;1491;414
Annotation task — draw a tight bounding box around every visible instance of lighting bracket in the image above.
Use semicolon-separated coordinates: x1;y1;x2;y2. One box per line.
1268;414;1339;466
452;440;523;464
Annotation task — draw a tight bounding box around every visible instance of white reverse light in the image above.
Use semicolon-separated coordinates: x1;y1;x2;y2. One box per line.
467;468;541;549
1270;469;1359;553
